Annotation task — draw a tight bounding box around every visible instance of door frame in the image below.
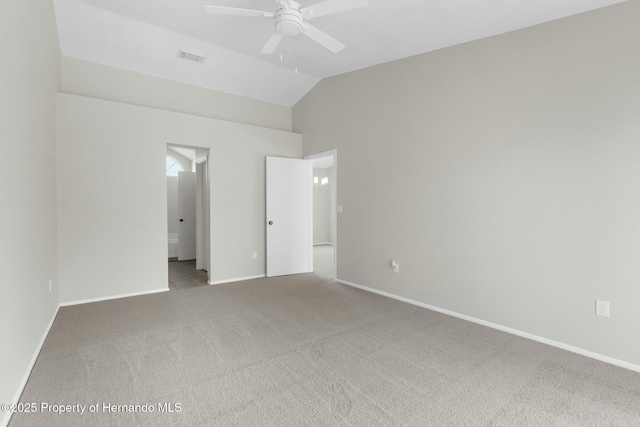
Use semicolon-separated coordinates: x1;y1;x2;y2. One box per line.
304;149;338;281
167;143;211;283
195;155;210;273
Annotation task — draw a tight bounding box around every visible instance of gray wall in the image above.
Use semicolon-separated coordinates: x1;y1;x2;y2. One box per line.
0;0;60;417
57;93;301;303
294;1;640;366
61;57;292;131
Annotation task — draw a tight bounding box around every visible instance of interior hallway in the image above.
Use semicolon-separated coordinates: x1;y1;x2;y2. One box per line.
168;259;208;290
313;244;334;280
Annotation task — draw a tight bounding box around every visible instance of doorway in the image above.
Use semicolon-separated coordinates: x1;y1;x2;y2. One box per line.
305;150;337;280
166;144;211;290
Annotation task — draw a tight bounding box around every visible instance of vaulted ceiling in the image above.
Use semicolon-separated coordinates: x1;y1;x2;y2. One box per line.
54;0;626;106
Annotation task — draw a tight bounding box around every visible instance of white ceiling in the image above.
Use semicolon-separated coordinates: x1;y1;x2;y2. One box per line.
54;0;626;107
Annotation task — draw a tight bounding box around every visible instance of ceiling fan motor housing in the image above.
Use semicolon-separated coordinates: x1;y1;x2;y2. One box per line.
276;1;303;37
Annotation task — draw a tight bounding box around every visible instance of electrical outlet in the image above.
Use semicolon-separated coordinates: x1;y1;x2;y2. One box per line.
595;300;610;317
252;251;257;259
391;260;399;273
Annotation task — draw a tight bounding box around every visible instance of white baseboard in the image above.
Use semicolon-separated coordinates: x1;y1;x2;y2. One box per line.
2;304;60;427
59;287;169;307
208;274;266;285
336;278;640;373
313;242;334;246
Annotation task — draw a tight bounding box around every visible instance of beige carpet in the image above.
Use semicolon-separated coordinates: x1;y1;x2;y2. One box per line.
10;272;640;426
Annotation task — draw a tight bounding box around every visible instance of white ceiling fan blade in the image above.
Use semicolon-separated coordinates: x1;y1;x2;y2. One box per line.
301;0;367;20
260;31;284;54
302;23;345;53
204;5;274;18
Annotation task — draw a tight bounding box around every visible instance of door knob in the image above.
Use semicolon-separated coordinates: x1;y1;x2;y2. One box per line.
268;221;273;225
179;219;184;222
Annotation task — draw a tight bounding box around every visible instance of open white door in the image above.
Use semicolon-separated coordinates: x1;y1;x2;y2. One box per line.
178;171;196;261
266;157;313;277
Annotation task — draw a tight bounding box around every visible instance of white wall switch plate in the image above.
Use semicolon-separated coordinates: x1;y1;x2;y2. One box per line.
337;205;343;214
252;251;258;259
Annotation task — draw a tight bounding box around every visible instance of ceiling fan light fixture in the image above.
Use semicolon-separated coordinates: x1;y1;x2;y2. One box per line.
275;3;303;37
276;18;302;36
205;0;368;53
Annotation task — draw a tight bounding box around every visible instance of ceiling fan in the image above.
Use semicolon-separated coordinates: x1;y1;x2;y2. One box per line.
205;0;368;54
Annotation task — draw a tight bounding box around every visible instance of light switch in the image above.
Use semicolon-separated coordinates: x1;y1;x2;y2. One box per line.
337;205;343;214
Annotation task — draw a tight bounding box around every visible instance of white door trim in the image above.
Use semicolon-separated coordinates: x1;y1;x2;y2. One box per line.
195;160;204;270
166;144;211;281
305;149;338;281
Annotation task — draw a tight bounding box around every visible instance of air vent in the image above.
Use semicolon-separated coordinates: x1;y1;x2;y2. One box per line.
177;49;206;63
